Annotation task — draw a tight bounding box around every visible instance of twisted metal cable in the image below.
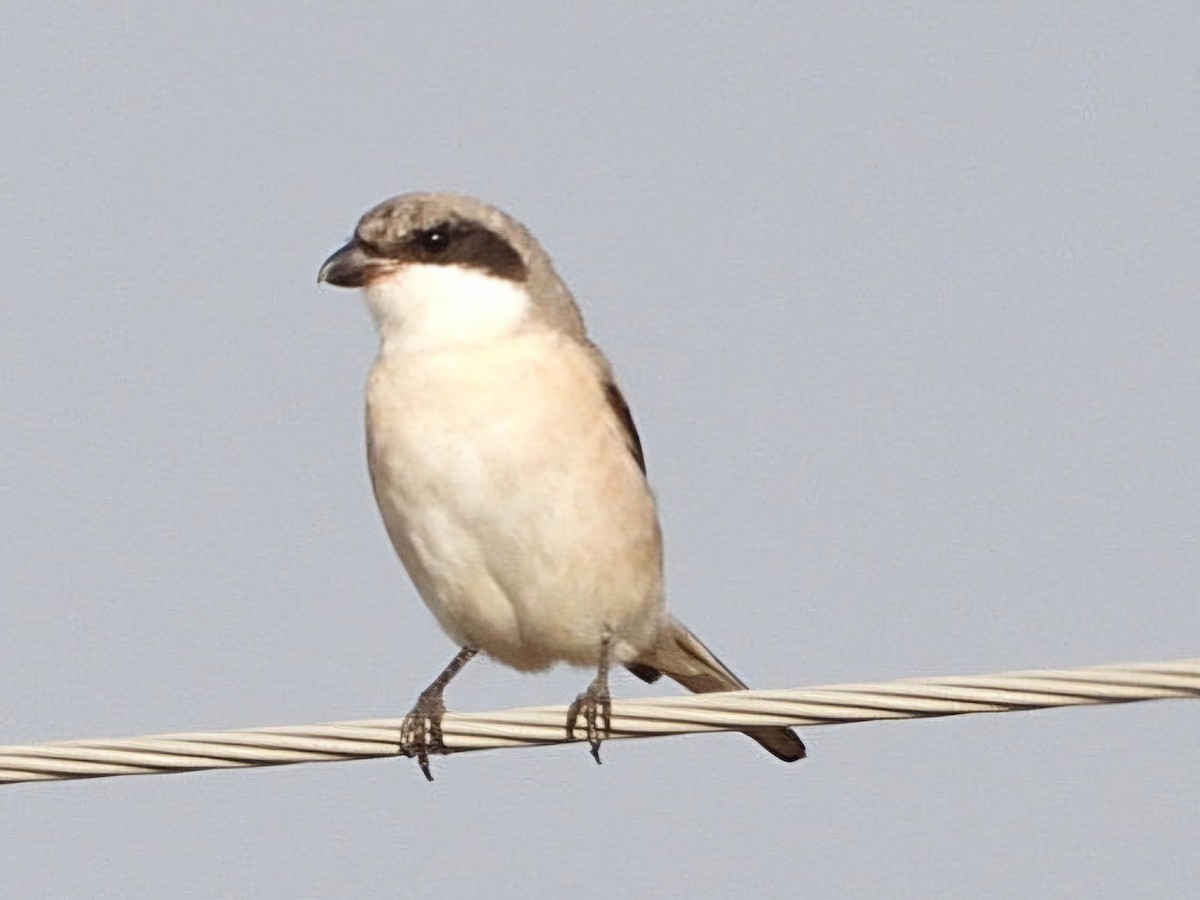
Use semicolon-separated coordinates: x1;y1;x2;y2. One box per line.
3;657;1196;784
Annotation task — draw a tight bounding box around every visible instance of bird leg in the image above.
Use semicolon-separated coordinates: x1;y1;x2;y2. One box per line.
400;646;478;781
567;630;613;764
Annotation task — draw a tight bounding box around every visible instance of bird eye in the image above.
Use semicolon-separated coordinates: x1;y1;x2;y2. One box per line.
416;228;451;255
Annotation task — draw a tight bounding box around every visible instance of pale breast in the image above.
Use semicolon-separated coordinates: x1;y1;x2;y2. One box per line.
365;330;664;669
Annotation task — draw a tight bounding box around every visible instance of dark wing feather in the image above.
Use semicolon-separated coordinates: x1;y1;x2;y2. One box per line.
604;381;646;475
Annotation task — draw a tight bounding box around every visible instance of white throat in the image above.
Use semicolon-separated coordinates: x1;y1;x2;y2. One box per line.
364;263;532;354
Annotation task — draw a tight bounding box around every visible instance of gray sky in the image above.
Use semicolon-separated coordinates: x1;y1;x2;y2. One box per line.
2;4;1197;898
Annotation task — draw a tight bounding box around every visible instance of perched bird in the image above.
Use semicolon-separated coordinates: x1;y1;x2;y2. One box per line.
318;193;805;779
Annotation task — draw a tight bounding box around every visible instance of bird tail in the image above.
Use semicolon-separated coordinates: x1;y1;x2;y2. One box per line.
629;618;806;762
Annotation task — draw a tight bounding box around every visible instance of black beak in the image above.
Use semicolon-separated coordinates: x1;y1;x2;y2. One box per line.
317;240;391;287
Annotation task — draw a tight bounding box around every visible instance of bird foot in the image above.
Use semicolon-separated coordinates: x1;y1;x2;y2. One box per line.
567;677;612;764
400;688;448;781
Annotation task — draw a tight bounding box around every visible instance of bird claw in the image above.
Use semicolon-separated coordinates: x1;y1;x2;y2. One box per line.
567;678;612;764
397;646;477;782
400;689;448;781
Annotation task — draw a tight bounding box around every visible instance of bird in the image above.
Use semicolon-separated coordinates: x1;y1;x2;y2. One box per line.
318;192;805;779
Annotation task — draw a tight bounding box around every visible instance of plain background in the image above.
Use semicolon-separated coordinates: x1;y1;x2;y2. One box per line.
2;4;1197;898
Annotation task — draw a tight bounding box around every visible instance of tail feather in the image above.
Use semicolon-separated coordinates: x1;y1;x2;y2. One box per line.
631;618;806;762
